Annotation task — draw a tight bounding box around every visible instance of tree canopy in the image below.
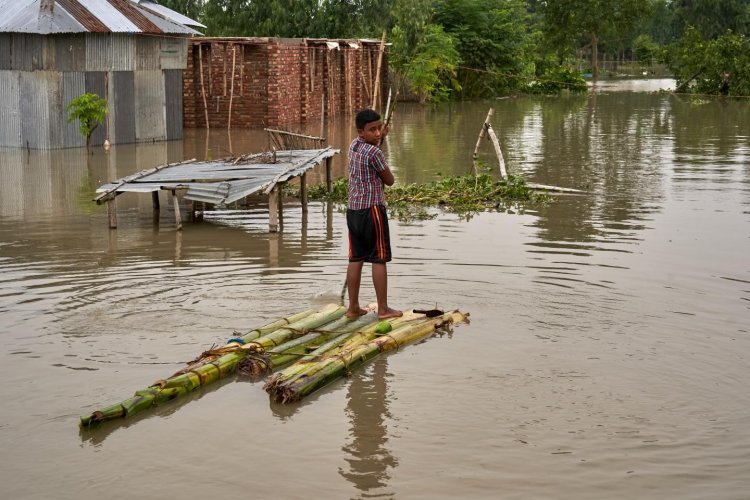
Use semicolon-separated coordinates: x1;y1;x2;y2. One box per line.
158;0;750;98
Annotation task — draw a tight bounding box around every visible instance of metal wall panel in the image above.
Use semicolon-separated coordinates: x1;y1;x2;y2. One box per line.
12;34;42;71
62;71;86;148
134;70;167;142
19;72;52;149
0;71;22;148
112;71;136;144
159;37;187;70
109;34;136;71
46;71;65;149
85;33;136;72
84;71;107;146
164;69;183;140
0;34;11;70
136;36;160;70
55;34;86;72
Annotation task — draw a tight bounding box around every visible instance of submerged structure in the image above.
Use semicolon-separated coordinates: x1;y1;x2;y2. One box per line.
95;143;338;232
0;0;203;149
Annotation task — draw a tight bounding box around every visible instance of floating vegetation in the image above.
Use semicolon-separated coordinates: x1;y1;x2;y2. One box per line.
303;173;553;221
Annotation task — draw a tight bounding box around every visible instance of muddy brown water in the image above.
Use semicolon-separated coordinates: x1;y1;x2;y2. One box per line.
1;79;749;499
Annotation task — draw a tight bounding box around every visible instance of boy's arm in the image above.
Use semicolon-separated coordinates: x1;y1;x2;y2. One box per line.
378;167;395;186
372;147;395;186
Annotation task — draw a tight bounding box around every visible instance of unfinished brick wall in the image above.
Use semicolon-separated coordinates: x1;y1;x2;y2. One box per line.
184;38;388;130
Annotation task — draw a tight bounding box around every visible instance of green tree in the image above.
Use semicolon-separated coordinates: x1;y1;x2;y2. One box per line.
66;93;107;151
316;0;396;37
541;0;650;79
389;0;460;103
671;0;750;39
434;0;534;96
202;0;321;37
667;27;750;95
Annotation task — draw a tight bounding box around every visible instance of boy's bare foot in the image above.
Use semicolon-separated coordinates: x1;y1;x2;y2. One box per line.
346;307;368;318
378;308;403;320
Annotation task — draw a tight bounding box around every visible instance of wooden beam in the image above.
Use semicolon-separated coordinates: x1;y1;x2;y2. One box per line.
268;185;279;233
325;156;332;193
172;190;182;231
198;44;210;129
107;199;117;229
300;172;308;213
228;44;236;130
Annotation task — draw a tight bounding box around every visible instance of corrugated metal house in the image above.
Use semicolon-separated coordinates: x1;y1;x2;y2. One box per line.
0;0;203;149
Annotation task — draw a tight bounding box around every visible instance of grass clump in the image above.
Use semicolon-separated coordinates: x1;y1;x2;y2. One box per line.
305;173;551;221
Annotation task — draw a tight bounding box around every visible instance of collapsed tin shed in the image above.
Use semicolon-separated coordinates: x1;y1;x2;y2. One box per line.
94;147;339;232
0;0;204;149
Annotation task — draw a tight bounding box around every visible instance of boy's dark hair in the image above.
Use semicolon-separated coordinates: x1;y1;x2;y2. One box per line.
355;109;381;130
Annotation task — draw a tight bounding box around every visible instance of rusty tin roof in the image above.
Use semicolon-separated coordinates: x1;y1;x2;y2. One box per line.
0;0;203;34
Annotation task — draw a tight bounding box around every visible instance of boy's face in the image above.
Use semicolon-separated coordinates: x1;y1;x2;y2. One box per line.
358;120;383;146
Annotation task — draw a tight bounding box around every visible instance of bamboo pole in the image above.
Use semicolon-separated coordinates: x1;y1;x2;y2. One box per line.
267;310;468;403
372;31;386;109
485;124;508;180
228;45;236;130
79;307;338;429
198;44;210;130
472;108;494;176
239;312;378;376
266;310;424;391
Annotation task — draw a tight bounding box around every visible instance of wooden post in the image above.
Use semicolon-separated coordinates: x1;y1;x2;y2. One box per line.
472;108;494;176
372;31;386;109
198;44;210;129
300;172;308;213
325;156;332;193
195;202;205;221
320;92;325;138
107;199;117;229
228;45;236;130
172;190;183;230
269;185;279;233
152;191;160;224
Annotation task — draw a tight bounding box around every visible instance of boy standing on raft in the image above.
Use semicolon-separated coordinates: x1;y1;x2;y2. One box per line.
346;109;402;320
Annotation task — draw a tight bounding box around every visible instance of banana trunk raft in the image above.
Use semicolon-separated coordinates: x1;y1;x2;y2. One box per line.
80;304;469;429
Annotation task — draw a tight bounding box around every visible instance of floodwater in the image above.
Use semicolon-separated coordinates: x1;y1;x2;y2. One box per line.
1;79;749;499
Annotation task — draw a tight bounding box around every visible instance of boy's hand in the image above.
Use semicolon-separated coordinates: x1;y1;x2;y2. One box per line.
381;124;389;139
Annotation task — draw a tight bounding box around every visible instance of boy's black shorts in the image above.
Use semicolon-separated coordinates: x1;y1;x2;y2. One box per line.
347;205;392;263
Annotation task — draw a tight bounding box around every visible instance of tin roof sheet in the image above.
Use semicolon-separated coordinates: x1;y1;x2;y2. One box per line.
95;148;339;206
0;0;200;34
137;0;205;28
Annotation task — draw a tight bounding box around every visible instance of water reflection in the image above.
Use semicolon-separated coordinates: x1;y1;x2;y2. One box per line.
339;357;397;497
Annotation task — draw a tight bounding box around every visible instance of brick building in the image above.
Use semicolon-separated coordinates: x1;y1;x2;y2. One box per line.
184;37;389;130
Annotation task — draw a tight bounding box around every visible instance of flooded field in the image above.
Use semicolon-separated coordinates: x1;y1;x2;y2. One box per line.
1;79;749;499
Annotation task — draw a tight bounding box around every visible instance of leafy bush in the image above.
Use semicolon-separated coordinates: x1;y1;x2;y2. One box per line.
667;27;750;96
66;93;108;148
526;67;587;94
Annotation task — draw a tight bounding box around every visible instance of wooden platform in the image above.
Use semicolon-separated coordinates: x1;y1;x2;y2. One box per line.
94;147;338;232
